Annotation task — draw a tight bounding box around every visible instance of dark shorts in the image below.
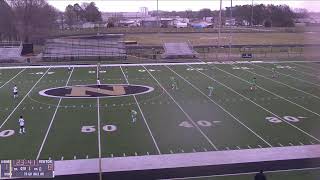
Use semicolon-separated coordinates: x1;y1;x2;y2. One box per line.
14;92;18;95
20;125;24;129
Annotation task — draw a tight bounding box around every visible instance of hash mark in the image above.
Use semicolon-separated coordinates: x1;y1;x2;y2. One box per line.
236;146;241;150
248;145;252;149
278;143;283;147
299;142;304;145
135;152;138;156
123;153;126;157
289;142;294;146
310;141;315;145
61;156;64;160
203;148;207;152
258;145;262;148
226;147;230;150
111;154;114;158
170;150;174;154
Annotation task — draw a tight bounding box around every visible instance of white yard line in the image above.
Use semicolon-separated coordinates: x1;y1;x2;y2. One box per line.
167;66;272;147
213;65;320;119
253;63;320;88
119;66;161;154
143;66;219;151
244;67;320;101
0;68;50;129
96;65;102;180
188;64;320;143
36;67;74;160
0;68;25;89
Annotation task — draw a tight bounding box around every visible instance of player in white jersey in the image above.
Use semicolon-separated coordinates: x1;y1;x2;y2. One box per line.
97;78;101;89
18;116;25;134
13;85;18;98
130;110;137;123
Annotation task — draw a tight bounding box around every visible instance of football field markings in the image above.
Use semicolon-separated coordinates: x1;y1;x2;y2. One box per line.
291;62;320;72
120;66;161;154
189;64;320;143
244;65;320;101
144;66;219;151
253;63;320;88
0;68;50;129
285;64;320;78
214;65;320;123
167;66;272;147
0;69;26;89
36;67;74;160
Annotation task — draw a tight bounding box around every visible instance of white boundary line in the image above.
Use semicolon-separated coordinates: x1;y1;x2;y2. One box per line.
188;64;320;143
120;66;162;154
244;65;320;101
36;67;74;160
167;66;273;147
0;68;50;129
0;60;319;70
214;65;320;118
0;68;25;89
252;63;320;88
143;66;219;151
163;167;320;180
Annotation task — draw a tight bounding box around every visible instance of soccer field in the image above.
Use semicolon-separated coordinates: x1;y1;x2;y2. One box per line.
1;61;320;178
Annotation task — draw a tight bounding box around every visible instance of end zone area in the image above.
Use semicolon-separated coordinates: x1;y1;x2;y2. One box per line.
1;61;320;179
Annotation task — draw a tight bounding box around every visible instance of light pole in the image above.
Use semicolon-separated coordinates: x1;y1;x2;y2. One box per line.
228;0;233;60
217;0;222;60
251;0;254;27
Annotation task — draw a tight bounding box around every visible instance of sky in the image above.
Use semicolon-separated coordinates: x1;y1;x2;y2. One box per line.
47;0;320;12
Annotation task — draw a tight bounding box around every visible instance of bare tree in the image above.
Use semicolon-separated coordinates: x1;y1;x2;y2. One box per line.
10;0;58;42
0;0;17;40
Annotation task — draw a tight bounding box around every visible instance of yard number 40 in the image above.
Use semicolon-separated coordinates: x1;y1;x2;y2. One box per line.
266;116;302;124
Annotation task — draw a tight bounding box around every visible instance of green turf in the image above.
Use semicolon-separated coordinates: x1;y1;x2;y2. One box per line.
0;61;320;178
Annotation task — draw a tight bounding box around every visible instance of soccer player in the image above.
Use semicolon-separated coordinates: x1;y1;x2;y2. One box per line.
130;110;137;123
254;170;267;180
97;78;101;89
170;77;178;90
13;85;18;98
208;86;214;96
271;67;277;78
18;116;25;134
250;77;257;91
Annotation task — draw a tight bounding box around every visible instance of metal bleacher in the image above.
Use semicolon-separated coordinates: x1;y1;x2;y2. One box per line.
0;41;22;61
42;34;127;61
161;42;198;59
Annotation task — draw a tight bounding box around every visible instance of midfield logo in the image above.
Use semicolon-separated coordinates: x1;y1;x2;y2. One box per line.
39;84;154;98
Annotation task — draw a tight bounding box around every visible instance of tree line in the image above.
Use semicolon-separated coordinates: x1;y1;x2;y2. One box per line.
0;0;102;42
155;4;308;27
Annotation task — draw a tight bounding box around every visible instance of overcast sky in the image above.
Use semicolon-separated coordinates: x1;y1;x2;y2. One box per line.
47;0;320;12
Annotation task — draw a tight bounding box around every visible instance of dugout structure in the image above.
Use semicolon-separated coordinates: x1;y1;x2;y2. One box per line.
42;34;127;61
